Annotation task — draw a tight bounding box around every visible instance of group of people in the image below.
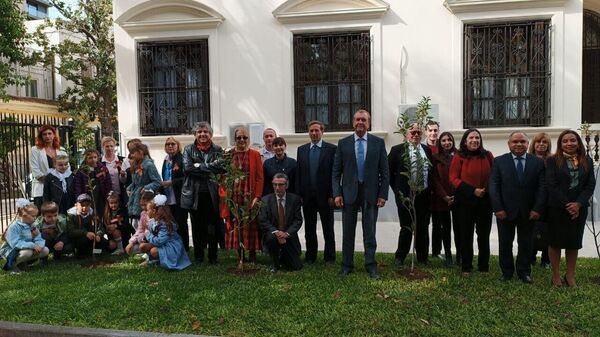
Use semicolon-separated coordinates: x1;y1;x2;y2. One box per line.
0;112;596;287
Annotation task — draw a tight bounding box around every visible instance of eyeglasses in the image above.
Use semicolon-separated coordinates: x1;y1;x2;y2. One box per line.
236;136;249;140
409;130;422;136
165;143;177;146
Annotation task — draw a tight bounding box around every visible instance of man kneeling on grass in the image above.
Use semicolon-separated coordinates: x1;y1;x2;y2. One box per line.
259;173;303;273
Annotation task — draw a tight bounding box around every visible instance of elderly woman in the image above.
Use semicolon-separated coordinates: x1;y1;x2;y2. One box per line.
224;126;264;263
263;137;297;196
528;132;552;269
449;128;494;276
126;143;162;225
30;125;67;208
181;123;223;263
546;130;595;288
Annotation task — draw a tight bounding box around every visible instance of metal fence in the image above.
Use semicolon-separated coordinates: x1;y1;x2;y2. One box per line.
0;111;101;233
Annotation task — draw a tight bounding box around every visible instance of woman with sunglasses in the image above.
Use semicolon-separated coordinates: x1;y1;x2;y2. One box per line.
181;122;223;264
161;137;189;252
223;126;264;263
449;129;494;276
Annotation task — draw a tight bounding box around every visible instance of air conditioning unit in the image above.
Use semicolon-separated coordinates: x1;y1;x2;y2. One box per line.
398;104;440;124
228;122;265;147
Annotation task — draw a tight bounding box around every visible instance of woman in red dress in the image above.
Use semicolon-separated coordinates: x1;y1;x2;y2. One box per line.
224;126;264;263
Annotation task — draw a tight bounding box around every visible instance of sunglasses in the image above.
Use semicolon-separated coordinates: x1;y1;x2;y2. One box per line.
409;130;422;136
236;136;249;140
165;143;177;146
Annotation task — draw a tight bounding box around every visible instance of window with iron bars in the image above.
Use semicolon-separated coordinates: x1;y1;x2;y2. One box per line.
583;9;600;124
293;32;371;132
463;21;551;128
137;40;210;136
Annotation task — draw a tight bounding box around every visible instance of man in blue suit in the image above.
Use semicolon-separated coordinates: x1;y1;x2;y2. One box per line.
296;120;337;264
332;109;389;279
489;131;546;284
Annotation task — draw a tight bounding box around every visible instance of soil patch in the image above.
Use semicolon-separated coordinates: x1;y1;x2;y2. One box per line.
397;268;434;281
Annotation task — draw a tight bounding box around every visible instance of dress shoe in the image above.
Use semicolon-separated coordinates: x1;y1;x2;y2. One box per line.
368;270;381;280
395;258;404;268
520;275;533;284
338;269;352;277
499;274;512;282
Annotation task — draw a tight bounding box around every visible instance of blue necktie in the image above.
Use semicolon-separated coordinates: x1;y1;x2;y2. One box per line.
309;145;320;187
516;156;524;182
357;138;365;183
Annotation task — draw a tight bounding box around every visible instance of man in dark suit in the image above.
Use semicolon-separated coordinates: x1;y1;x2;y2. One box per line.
489;131;545;284
388;123;433;266
296;120;337;264
332;109;389;279
259;173;303;272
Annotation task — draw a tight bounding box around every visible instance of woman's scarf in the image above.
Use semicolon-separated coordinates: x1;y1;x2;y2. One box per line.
48;168;72;192
563;152;579;170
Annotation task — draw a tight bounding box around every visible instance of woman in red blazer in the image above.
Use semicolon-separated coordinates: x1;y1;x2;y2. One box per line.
449;129;494;276
224;126;264;263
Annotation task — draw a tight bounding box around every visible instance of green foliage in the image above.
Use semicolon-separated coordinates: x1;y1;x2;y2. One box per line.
396;96;435;137
33;0;117;137
0;254;599;337
0;0;40;101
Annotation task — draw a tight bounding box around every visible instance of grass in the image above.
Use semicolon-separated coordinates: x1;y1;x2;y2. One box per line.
1;252;599;337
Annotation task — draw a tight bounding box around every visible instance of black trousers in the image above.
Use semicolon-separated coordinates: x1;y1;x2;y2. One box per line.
171;203;189;250
189;192;218;262
457;200;492;273
498;214;533;278
42;233;73;259
265;232;303;271
431;210;453;258
396;191;430;262
73;236;109;257
303;195;335;262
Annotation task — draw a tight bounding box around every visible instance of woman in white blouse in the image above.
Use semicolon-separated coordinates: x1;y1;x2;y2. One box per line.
30;125;66;208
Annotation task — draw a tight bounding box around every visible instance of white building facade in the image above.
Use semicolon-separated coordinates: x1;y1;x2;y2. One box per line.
113;0;599;219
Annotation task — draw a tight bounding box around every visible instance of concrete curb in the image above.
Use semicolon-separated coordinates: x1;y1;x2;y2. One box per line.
0;321;214;337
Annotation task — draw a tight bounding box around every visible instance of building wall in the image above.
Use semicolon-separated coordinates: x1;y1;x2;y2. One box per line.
114;0;585;220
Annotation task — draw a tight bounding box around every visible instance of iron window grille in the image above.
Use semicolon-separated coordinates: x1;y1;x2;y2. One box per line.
293;32;371;132
137;40;210;136
463;21;551;128
583;9;600;124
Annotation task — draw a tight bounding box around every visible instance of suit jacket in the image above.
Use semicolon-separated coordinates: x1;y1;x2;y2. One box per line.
388;143;433;201
332;133;389;205
489;153;546;221
259;192;303;251
296;141;337;205
545;156;596;208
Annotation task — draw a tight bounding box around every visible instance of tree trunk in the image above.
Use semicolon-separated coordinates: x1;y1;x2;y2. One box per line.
99;91;114;137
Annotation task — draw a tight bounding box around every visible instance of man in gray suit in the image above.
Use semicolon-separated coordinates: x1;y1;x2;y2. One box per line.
332;109;389;279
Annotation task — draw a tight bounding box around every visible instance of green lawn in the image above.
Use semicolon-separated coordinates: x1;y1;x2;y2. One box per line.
1;252;599;337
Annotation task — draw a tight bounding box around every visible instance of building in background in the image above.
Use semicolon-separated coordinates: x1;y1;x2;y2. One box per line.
114;0;600;220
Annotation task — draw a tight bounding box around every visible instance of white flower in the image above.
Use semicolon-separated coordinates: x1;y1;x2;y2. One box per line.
153;194;167;207
15;198;31;209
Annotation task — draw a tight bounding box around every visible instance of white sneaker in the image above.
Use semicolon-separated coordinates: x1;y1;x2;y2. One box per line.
111;248;125;255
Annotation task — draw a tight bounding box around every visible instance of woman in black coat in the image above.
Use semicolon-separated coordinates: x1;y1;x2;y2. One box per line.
546;130;596;288
161;136;188;250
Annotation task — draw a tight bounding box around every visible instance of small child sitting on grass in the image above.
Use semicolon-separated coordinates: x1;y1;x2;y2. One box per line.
102;191;129;255
67;194;113;258
1;199;49;273
125;190;154;255
139;195;191;270
35;201;71;260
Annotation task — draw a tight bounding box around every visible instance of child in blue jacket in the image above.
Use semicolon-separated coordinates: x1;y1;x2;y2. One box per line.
139;195;191;270
1;199;49;273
